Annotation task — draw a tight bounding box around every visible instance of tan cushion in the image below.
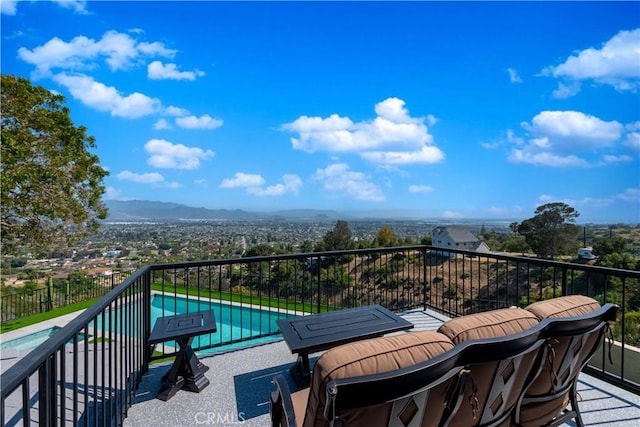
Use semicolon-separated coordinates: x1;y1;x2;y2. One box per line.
290;388;309;427
522;295;602;420
302;330;455;427
525;295;600;320
518;395;570;427
437;307;539;344
437;308;541;427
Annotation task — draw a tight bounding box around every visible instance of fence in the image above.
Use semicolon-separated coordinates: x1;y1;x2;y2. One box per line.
1;245;639;426
1;272;130;323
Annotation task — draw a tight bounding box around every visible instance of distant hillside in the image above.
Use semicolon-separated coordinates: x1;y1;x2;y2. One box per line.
105;200;258;221
104;200;344;221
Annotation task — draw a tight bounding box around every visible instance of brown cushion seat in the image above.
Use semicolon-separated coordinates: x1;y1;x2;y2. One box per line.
518;295;602;427
525;294;601;320
292;330;456;427
437;308;541;427
437;307;540;344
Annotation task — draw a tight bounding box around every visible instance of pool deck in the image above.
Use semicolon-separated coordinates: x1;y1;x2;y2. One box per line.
2;308;639;426
122;309;640;427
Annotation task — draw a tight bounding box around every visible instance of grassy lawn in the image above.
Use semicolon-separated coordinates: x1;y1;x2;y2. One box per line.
150;283;330;314
1;283;332;335
0;297;101;334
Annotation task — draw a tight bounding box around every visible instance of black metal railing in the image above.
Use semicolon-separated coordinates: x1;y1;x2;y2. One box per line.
2;245;639;426
1;269;150;427
1;272;131;323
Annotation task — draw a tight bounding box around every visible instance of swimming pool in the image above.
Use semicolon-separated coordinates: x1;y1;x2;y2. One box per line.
1;295;290;354
0;327;87;351
149;294;289;351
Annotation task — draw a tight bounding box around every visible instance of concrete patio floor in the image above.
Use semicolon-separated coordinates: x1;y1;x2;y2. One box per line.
123;309;640;427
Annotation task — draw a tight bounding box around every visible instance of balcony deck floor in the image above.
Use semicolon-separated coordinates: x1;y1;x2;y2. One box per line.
123;308;640;427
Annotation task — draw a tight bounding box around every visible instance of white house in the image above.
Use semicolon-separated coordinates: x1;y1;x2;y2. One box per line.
431;226;491;256
577;247;597;260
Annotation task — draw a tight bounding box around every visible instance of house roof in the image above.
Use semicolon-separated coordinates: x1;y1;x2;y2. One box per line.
434;226;480;243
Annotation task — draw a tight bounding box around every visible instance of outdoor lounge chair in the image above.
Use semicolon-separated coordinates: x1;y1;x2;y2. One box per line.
270;330;464;427
270;309;550;427
516;295;619;427
437;307;547;427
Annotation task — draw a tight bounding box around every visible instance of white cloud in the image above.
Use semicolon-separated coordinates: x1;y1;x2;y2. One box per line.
442;211;464;219
602;154;633;164
537;188;640;210
361;146;444;165
2;0;88;15
103;186;120;200
1;0;17;15
144;139;214;170
507;68;522;83
623;122;640;152
523;111;622;151
247;174;303;196
543;28;640;95
18;30;177;78
53;0;89;14
552;82;581;99
408;185;434;193
615;188;640;203
282;98;443;166
163;106;190;117
220;173;266;189
153;119;172;130
147;61;205;81
508;110;628;167
175;114;223;129
116;170;180;188
52;73;161;118
509;150;589;167
313;163;384;202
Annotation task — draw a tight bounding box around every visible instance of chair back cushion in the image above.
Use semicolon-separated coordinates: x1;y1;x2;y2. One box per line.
303;330;455;427
526;295;601;320
437;308;542;427
519;295;602;426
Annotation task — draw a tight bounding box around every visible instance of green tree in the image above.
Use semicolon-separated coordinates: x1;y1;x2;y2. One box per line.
372;225;399;247
244;243;278;257
593;236;628;257
317;220;354;251
517;202;580;259
1;74;108;254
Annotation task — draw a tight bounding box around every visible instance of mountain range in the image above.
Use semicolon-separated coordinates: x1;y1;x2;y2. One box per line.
104;200;345;221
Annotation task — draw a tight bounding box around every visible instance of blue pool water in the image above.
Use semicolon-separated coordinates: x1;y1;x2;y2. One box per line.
2;295;289;353
0;327;87;351
149;294;287;350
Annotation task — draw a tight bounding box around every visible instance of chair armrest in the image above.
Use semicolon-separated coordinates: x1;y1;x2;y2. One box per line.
270;374;297;427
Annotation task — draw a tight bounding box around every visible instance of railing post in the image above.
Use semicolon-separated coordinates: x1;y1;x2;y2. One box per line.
46;277;53;311
316;257;322;314
143;268;152;372
422;247;428;311
38;354;56;427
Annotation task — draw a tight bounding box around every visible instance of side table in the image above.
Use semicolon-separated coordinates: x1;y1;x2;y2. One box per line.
277;305;414;386
148;310;217;401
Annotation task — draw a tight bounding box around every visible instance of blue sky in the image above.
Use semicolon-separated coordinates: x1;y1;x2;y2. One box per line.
2;1;639;223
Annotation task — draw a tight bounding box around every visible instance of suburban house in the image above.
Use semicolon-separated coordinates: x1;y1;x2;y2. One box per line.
431;225;491;256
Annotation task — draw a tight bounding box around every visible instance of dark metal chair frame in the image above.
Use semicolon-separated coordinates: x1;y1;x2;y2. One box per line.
270;325;549;427
514;303;619;427
270;303;618;427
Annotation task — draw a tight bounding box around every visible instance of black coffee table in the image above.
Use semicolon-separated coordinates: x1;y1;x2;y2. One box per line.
277;305;414;386
148;310;217;401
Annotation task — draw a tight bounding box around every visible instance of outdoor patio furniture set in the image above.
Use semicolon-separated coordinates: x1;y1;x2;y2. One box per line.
269;295;618;427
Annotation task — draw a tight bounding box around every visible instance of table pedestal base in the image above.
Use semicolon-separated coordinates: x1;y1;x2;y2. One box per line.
289;353;311;387
157;338;210;401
